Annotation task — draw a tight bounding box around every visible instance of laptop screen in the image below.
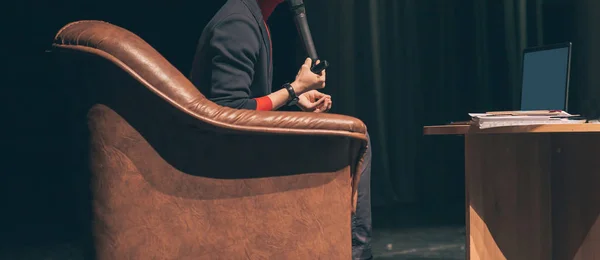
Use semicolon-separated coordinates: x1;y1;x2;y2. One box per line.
520;44;571;111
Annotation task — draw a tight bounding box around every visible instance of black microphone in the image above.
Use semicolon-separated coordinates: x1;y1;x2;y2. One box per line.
286;0;329;74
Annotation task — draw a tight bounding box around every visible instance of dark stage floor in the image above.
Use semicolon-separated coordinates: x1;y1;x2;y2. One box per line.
372;226;466;259
0;204;466;259
370;202;466;259
0;226;466;259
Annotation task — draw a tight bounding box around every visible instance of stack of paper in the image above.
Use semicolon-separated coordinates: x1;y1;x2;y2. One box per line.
469;110;586;129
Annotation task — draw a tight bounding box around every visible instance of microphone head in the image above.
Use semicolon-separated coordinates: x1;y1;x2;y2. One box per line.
285;0;305;14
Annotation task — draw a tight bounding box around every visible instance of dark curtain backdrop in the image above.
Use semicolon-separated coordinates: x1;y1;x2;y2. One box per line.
1;0;598;255
297;0;577;208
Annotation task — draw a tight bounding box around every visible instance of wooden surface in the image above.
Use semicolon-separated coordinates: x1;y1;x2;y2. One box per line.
462;132;600;259
423;123;600;135
550;134;600;260
465;134;552;260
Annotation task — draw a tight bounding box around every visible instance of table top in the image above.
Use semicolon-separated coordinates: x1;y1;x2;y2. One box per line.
423;123;600;135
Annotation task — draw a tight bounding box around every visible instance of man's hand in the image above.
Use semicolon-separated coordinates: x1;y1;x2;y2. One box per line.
297;90;332;113
291;58;326;95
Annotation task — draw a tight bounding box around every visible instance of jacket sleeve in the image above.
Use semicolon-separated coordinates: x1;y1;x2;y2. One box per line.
207;13;261;110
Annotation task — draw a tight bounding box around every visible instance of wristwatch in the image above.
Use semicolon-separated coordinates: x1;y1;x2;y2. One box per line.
283;83;299;106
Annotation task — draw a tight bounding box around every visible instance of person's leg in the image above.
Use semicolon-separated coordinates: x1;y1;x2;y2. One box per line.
352;132;372;260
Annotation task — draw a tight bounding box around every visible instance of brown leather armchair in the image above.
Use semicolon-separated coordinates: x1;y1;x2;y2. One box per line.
51;20;368;259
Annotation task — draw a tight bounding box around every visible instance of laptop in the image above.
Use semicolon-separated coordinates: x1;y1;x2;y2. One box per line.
519;42;572;112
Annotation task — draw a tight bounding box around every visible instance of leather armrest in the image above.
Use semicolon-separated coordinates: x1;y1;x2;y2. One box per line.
52;20;367;140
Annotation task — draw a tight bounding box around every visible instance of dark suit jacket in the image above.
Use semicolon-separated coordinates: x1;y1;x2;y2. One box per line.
190;0;272;110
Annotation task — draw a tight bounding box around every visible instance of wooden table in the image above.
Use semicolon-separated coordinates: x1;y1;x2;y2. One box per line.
424;124;600;260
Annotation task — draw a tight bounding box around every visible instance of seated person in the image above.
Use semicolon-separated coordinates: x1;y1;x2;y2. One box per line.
190;0;373;259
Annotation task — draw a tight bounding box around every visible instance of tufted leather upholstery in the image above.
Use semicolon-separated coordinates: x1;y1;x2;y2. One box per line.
51;20;368;259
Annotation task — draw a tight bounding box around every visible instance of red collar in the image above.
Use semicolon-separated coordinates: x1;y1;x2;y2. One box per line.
257;0;284;21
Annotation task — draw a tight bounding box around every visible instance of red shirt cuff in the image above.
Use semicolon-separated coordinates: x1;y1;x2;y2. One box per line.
254;96;273;111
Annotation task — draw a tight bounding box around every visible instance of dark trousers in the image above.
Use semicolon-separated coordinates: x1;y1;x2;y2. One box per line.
352;132;372;260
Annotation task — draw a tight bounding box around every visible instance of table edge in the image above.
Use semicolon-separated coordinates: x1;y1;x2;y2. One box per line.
423;123;600;135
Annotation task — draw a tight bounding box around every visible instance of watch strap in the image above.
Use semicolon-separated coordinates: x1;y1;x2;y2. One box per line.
284;83;299;106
